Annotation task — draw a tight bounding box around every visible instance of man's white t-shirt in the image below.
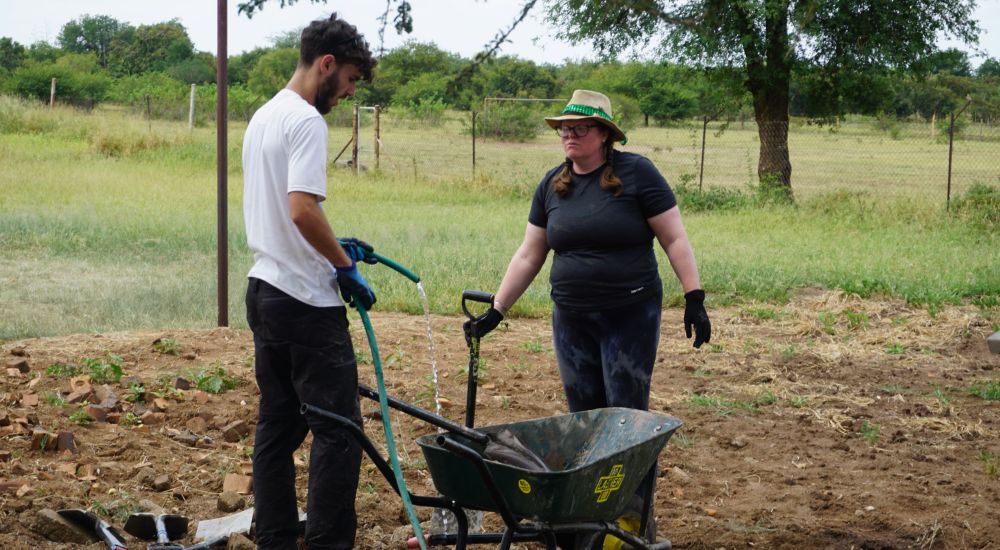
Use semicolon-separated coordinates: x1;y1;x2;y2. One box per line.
243;88;345;307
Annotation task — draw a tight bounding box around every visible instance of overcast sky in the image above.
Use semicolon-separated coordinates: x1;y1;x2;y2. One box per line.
2;0;998;66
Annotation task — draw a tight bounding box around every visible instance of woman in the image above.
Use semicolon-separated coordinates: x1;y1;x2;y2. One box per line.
466;89;711;546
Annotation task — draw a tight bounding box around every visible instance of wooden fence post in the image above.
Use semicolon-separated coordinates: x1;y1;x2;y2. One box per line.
189;84;196;130
352;103;360;176
49;78;56;109
374;105;381;171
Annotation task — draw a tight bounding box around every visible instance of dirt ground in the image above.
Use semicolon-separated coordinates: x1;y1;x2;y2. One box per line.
1;290;998;549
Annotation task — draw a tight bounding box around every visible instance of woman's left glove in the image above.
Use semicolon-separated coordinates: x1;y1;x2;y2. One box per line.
463;307;504;344
334;261;376;310
683;289;711;348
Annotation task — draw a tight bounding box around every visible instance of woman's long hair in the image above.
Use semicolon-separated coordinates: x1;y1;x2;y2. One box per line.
552;138;623;198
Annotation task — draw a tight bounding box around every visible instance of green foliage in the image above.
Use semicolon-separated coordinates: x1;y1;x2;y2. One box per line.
475;102;544;141
951;183;1000;233
44;392;66;406
0;37;27;71
247;47;298;98
165;54;217;85
69;407;93;425
46;362;83;378
107;20;195;76
673;175;748;212
57;14;131;68
152;338;179;355
86;355;125;384
124;383;146;404
978;450;999;477
6;63;111;105
0;95;59;134
193;365;238;394
966;379;1000;401
859;421;880;446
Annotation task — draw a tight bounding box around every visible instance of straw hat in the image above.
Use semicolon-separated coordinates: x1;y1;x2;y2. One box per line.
545;89;627;144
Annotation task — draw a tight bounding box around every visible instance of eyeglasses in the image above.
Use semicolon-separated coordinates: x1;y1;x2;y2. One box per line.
556;124;599;138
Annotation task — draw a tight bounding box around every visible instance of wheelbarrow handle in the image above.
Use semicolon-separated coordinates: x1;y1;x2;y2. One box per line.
461;290;494;320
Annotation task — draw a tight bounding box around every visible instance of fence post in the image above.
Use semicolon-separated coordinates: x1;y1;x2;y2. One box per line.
189;84;196;130
471;111;477;179
49;78;56;109
699;115;708;191
374;105;381;171
946;96;973;212
352;103;359;176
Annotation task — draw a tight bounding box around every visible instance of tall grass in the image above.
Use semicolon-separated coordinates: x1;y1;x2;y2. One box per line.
1;98;997;339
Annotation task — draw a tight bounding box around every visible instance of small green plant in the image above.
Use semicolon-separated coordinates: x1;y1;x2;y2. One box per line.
786;395;810;408
500;396;512;409
90;490;141;524
932;388;952;407
754;390;778;406
707;343;724;353
859;421;880;446
690;368;711;379
69;408;93;425
818;311;836;335
781;345;799;359
354;350;370;364
966;379;1000;401
242;446;254;459
86;355;125;384
885;343;907;355
522;341;545;353
672;433;695;448
192;365;238;394
843;310;870;330
120;412;140;427
46;362;83;378
978;450;999;477
880;384;907;396
152;338;179;355
44;392;66;406
744;307;779;321
124;383;146;404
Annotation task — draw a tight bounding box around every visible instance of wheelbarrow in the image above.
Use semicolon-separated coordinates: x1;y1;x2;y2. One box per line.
303;246;682;549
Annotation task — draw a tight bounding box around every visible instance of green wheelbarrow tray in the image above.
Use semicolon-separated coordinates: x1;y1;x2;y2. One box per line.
417;407;682;524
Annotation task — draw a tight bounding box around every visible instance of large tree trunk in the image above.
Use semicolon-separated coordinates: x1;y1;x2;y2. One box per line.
753;85;791;193
742;0;794;198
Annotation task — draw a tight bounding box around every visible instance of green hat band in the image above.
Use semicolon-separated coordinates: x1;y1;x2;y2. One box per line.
562;103;613;121
561;104;627;144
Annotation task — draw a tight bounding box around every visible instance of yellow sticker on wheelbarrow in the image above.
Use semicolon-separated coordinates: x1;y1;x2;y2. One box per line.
518;479;531;494
594;464;625;503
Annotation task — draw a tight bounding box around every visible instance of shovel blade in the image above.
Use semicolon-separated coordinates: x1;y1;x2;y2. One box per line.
124;513;157;541
126;513;188;542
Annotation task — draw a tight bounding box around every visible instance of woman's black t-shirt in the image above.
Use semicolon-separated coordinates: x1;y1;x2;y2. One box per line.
528;150;677;310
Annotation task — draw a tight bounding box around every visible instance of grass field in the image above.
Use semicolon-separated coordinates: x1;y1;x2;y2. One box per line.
1;97;997;339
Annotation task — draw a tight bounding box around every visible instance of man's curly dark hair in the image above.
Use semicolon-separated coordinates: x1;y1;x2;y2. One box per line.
299;13;377;81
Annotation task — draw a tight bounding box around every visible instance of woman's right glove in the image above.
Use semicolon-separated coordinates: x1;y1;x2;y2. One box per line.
334;261;376;310
463;307;504;344
683;289;711;348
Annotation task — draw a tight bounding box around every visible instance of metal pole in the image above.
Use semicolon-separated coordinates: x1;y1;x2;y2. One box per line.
216;0;229;327
49;78;56;109
352;103;359;176
189;84;196;130
374;104;380;171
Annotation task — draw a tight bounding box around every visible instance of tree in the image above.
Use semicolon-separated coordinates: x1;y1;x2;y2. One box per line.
977;57;1000;79
107;20;195;76
247;48;299;97
912;47;973;77
57;15;130;68
0;37;26;72
546;0;980;196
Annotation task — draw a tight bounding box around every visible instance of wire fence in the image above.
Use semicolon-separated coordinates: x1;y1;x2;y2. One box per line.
345;107;1000;205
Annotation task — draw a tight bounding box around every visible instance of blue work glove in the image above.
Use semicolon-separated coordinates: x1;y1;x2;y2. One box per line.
463;307;504;345
338;237;377;265
684;289;711;348
334;260;376;310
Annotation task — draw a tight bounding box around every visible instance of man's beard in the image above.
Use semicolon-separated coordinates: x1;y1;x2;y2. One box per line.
314;68;340;115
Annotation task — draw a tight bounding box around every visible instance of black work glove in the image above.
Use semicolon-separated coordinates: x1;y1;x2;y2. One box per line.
463;307;504;345
338;237;378;265
683;289;711;348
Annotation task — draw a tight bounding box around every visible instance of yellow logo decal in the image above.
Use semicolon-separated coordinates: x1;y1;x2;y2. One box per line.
518;479;532;494
594;464;625;503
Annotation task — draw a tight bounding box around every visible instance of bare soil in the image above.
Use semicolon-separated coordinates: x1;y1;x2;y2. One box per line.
1;290;998;549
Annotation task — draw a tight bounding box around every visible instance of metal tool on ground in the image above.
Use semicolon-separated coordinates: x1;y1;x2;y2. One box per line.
124;512;188;549
56;509;128;550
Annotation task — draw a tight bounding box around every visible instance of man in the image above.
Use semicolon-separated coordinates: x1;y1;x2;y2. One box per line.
242;13;377;550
